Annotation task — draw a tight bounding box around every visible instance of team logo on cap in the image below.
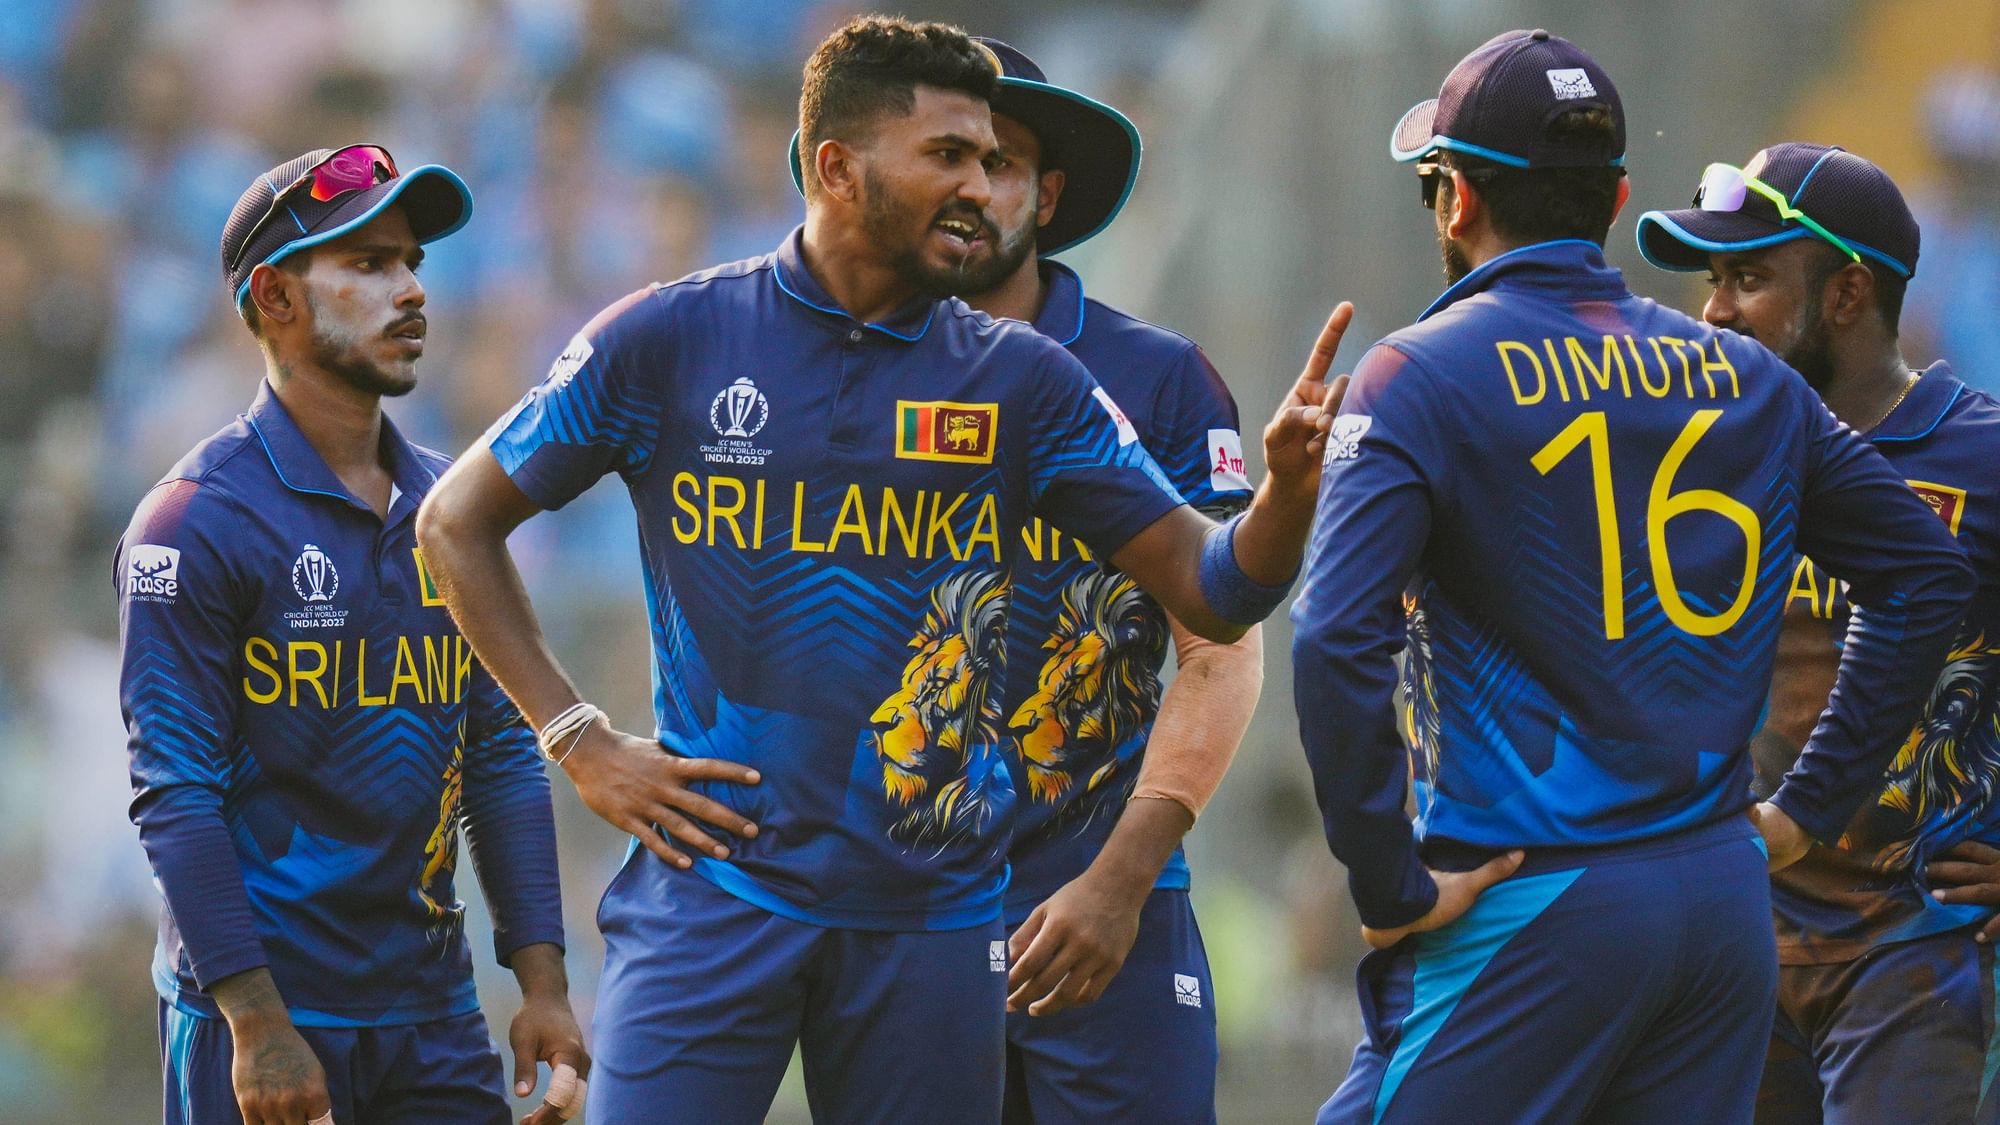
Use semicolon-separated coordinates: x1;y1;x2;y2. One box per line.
1546;68;1598;99
1907;479;1967;536
897;400;997;464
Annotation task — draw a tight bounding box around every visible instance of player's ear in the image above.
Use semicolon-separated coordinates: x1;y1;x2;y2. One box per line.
1611;175;1632;224
1446;169;1480;238
814;138;863;205
1035;168;1065;228
248;262;301;330
1826;260;1874;329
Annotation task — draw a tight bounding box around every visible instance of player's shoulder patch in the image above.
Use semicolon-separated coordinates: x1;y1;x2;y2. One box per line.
1323;414;1374;463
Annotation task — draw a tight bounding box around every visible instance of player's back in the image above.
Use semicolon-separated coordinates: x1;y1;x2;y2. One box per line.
1367;242;1835;848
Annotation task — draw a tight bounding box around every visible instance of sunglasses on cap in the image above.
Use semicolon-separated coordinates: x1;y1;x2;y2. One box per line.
227;144;400;273
1415;159;1502;209
1694;163;1861;264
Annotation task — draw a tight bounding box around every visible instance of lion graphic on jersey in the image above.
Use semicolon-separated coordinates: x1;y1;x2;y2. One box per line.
1402;589;1443;795
870;569;1010;848
418;742;464;944
1008;571;1164;822
1872;632;2000;870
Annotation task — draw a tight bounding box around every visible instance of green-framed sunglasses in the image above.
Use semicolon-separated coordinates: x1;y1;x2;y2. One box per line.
1694;162;1861;263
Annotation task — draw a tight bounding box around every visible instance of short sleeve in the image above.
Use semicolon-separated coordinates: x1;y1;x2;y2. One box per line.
1147;344;1252;518
1026;344;1185;558
484;286;670;510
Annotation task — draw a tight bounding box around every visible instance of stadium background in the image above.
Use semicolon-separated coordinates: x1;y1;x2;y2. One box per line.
1;0;1996;1119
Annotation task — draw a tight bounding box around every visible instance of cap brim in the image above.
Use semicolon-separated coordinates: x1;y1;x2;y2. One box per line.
1635;207;1807;272
1391;100;1441;163
236;165;473;307
784;78;1142;257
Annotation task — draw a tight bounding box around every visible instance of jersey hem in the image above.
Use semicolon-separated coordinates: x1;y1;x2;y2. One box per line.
689;856;1006;932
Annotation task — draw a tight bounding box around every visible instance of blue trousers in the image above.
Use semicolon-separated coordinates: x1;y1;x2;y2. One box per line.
1323;818;1777;1124
159;1003;507;1125
1757;927;1998;1124
1003;888;1218;1124
589;849;1007;1124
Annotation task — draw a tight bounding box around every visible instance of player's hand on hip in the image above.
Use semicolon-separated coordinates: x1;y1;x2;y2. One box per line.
1360;849;1524;951
1927;840;2000;942
1748;801;1811;872
1005;868;1149;1016
1262;302;1355;496
559;718;761;869
229;1018;333;1125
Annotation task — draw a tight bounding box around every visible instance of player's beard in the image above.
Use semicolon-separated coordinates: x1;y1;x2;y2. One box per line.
1780;301;1837;392
306;288;418;398
1437;210;1472;285
947;184;1039;298
862;168;992;299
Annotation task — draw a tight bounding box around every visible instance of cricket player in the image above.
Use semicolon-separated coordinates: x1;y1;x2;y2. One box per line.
1292;31;1975;1123
117;146;585;1125
899;37;1256;1123
1638;143;2000;1124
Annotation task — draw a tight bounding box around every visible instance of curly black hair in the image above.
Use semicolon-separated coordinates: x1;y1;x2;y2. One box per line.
797;16;998;199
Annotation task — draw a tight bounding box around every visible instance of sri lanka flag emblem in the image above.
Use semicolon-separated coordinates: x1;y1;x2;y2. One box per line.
897;401;998;464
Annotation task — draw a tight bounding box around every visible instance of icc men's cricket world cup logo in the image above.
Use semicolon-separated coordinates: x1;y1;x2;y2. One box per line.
711;377;770;439
291;544;340;603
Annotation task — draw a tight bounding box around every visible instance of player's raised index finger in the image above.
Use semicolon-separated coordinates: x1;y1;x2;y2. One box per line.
1299;302;1355;386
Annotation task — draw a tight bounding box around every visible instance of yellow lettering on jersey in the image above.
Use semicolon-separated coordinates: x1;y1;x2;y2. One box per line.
426;635;453;703
289;641;330;708
1540;337;1572;402
455;634;473;700
881;487;923;557
671;472;701;544
791;482;827;552
356;637;388;706
1631;334;1671;397
1702;337;1741;398
244;637;282;704
1566;335;1632;401
1498;340;1548;405
926;491;967;560
826;484;875;555
966;494;1001;562
707;475;748;549
391;636;426;705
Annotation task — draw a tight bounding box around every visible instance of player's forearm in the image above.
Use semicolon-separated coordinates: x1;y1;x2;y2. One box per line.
210;966;293;1034
507;942;571;1004
463;739;566;963
1127;621;1263;819
1232;475;1318;586
1076;797;1195;906
416;486;583;731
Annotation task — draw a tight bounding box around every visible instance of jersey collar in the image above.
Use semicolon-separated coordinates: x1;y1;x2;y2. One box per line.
1417;239;1629;323
1030;259;1087;346
246;379;437;518
1868;361;1964;444
772;226;939;341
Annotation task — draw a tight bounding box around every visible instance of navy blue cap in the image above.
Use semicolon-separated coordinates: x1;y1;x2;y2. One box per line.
1391;29;1624;168
789;36;1141;255
222;146;472;310
1636;143;1919;278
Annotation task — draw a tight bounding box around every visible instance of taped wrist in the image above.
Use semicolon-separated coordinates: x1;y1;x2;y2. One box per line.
1197;515;1295;625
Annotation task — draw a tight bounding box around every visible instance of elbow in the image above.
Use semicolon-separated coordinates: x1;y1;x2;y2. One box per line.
413;491;453;553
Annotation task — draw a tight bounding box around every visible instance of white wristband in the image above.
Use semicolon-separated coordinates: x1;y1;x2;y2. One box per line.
537;702;603;762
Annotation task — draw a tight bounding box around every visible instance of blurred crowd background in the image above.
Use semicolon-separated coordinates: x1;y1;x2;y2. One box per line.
1;0;1997;1119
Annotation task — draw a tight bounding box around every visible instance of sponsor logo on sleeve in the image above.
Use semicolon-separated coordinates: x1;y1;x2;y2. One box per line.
1091;387;1139;446
1208;428;1251;492
546;334;592;390
1547;68;1598;99
989;940;1008;972
897;400;999;463
1907;479;1967;535
1174;972;1203;1008
1324;414;1373;463
126;545;181;603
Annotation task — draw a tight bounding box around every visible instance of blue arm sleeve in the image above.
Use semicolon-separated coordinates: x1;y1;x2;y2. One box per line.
459;663;565;966
1290;345;1446;930
118;479;268;988
1027;343;1186;558
1774;395;1978;841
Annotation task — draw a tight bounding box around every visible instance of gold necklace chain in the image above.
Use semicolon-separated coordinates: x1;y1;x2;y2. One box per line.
1861;371;1920;434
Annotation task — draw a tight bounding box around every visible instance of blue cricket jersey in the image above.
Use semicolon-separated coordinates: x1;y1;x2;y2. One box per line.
485;230;1185;931
1000;261;1252;920
1751;364;2000;963
118;383;564;1026
1291;240;1974;930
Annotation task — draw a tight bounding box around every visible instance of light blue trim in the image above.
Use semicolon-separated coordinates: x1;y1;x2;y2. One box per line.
1416;239;1605;321
1789;147;1843;202
769;254;936;341
285;201;307;235
1872;378;1963;444
1635;209;1914;279
233;164;474;309
165;1003;202;1123
1982;948;2000;1106
1393;133;1532;168
1373;867;1585;1123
